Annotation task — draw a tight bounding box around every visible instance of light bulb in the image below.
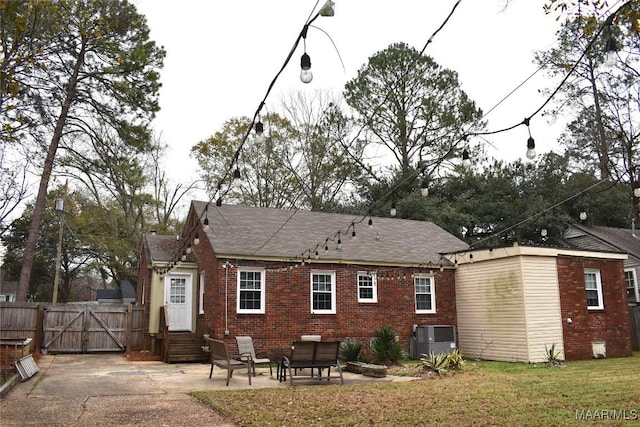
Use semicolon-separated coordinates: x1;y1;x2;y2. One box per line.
462;149;471;169
634;186;640;198
580;211;587;221
255;121;265;143
390;206;397;217
232;168;241;188
605;38;617;66
541;228;548;237
526;136;536;160
300;53;313;83
420;178;429;197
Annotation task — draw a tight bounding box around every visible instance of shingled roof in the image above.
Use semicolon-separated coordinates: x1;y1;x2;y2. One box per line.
191;202;469;266
565;224;640;263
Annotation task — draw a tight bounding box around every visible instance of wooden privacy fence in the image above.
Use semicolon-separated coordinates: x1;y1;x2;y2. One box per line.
0;302;145;354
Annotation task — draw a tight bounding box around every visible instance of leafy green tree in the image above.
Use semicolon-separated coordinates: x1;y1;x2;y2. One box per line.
192;114;298;208
7;0;165;301
193;92;364;211
344;42;485;198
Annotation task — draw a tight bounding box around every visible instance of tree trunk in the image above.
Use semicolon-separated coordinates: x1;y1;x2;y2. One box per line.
588;58;611;180
16;46;85;302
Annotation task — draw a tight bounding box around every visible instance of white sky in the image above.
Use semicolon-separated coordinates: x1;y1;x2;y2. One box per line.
134;0;566;185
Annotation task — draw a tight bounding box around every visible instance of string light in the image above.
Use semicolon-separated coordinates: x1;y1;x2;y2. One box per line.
300;52;313;84
605;37;618;66
351;223;356;240
462;148;471;169
232;168;241;188
524;118;536;160
390;201;397;217
255;121;265;143
368;217;373;228
420;178;429;198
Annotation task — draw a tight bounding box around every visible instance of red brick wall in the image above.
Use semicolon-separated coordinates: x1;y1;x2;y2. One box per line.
197;253;457;357
557;256;632;360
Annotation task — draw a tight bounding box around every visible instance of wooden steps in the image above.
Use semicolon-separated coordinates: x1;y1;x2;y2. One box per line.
165;332;207;363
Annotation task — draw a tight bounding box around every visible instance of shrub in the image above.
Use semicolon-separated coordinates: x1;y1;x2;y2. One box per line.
370;325;405;365
340;338;363;362
420;349;466;375
544;343;564;367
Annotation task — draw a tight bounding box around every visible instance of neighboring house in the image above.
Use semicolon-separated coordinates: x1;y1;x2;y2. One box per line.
137;202;469;358
96;280;137;304
0;274;17;302
564;224;640;305
454;245;633;362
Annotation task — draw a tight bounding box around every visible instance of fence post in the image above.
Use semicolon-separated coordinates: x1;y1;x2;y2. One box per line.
126;304;132;352
35;304;44;354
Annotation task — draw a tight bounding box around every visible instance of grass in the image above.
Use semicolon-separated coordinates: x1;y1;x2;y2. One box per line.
191;352;640;426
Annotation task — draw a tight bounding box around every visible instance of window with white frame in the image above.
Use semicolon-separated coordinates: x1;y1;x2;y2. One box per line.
358;271;377;303
625;268;638;304
237;268;265;314
199;271;205;314
414;274;435;313
584;269;604;310
311;270;336;314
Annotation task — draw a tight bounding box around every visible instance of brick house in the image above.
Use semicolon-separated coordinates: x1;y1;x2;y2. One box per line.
137;202;469;359
564;224;640;305
454;245;633;362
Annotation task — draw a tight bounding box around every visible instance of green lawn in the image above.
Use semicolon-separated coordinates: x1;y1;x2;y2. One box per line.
192;353;640;426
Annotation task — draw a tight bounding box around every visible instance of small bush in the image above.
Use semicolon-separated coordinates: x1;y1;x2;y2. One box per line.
544;343;564;366
420;349;466;375
340;338;363;362
370;325;405;365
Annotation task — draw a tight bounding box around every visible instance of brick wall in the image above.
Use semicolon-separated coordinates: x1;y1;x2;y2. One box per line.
557;256;632;360
198;251;457;357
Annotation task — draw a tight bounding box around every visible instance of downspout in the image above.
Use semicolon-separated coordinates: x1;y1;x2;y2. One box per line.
224;262;231;335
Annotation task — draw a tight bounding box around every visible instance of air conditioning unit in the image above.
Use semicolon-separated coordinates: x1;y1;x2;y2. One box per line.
410;325;456;358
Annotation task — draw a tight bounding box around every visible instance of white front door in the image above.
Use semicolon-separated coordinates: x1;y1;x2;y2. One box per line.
164;274;192;331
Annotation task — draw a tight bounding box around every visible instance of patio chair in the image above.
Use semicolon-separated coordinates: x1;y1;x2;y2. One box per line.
235;336;273;377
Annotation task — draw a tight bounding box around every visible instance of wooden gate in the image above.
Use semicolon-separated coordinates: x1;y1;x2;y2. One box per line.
42;304;129;353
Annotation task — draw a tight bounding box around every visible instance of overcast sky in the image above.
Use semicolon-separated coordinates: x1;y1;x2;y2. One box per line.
134;0;566;184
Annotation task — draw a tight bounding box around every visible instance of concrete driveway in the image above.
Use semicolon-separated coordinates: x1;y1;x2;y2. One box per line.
1;353;408;426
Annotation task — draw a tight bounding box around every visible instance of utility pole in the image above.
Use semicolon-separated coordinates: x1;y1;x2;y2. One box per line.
52;181;68;303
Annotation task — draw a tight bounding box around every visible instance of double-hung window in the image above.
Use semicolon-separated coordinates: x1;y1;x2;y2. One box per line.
625;268;638;304
358;271;377;303
584;269;604;310
237;268;265;314
311;270;336;314
414;274;435;313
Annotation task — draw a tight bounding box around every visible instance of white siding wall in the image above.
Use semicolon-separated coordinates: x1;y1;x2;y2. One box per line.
521;256;565;362
456;256;529;362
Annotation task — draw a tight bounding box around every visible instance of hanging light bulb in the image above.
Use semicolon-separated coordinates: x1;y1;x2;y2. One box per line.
315;250;319;260
420;178;429;198
351;223;356;240
462;149;471;169
186;243;192;254
181;252;187;262
634;182;640;198
232;168;241;188
300;52;313;83
605;37;618;66
255;121;265;143
319;0;335;16
194;233;200;245
203;205;210;229
390;201;397;217
541;228;548;238
526;136;536;160
580;210;587;221
368;217;373;228
337;233;342;250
